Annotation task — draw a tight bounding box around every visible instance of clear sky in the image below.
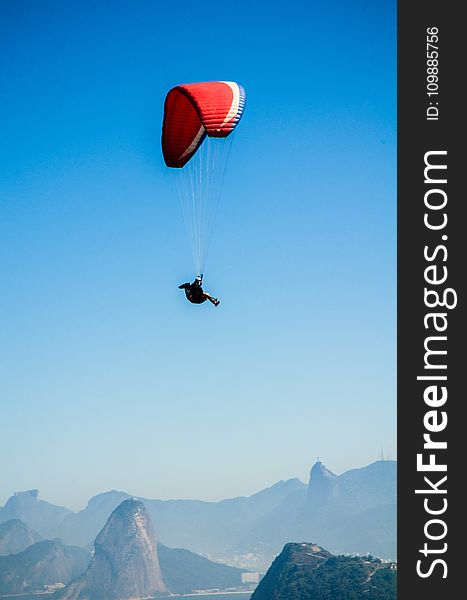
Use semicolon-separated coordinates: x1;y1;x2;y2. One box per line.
0;0;396;511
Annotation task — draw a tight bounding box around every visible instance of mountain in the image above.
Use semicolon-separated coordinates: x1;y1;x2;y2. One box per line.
0;519;42;555
58;499;167;599
0;514;247;596
235;460;396;564
251;542;397;600
53;477;306;557
300;460;396;557
0;539;90;595
251;542;332;600
157;543;245;594
307;460;396;514
55;490;132;548
0;490;71;537
1;459;396;569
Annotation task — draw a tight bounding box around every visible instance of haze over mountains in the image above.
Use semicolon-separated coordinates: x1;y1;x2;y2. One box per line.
0;539;90;595
0;459;396;569
0;519;42;556
0;490;71;538
0;499;247;597
241;460;397;562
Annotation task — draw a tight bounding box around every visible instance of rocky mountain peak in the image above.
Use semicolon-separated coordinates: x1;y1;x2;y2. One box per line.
308;461;337;484
0;490;71;537
6;490;39;507
0;519;42;556
84;489;131;511
93;498;159;559
59;499;167;599
306;461;339;505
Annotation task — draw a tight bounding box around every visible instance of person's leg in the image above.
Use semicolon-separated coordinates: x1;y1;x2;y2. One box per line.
204;292;220;306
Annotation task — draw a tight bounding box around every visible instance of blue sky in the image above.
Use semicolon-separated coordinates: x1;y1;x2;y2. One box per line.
0;0;396;510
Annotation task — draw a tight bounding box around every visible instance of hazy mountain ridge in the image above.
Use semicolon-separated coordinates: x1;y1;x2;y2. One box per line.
0;539;90;595
0;519;42;556
300;460;396;557
2;477;305;555
309;460;396;513
0;490;71;538
234;460;396;562
1;460;396;567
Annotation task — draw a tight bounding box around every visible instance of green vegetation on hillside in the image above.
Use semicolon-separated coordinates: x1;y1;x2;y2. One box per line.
251;543;396;600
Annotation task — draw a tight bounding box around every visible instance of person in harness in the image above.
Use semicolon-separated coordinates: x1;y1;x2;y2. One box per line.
178;275;220;307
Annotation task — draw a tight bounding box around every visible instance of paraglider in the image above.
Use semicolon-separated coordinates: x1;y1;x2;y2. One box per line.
162;81;246;305
178;275;220;307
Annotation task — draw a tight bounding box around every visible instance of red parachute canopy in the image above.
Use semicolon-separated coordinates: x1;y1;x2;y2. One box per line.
162;81;246;168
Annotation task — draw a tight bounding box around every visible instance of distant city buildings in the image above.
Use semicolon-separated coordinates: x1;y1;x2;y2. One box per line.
44;583;65;592
242;572;262;584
